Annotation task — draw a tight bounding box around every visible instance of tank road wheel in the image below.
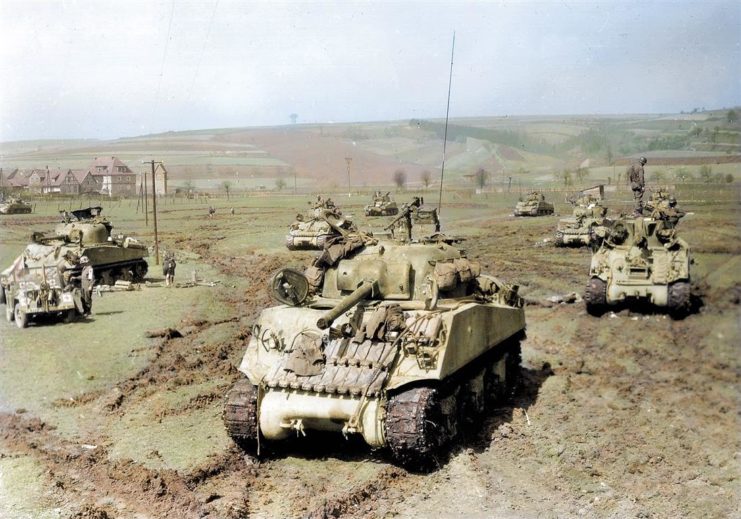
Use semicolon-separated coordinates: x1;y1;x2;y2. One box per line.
668;281;691;317
14;303;27;329
554;231;565;247
385;386;457;469
285;236;297;250
99;270;115;286
584;277;607;316
223;378;259;451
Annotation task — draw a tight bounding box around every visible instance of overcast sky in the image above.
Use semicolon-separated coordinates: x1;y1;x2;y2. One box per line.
1;0;739;141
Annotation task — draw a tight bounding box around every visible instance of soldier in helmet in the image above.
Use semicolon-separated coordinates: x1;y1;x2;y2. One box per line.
79;256;94;315
163;251;177;287
627;157;647;216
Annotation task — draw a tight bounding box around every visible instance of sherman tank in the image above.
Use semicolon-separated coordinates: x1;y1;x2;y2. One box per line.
584;215;691;316
554;194;608;247
1;244;84;328
286;197;356;250
364;191;399;217
514;191;554;217
224;228;526;468
24;207;148;285
0;197;33;214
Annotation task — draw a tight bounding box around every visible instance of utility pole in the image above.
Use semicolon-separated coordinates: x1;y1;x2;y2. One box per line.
142;160;162;265
345;157;352;197
143;170;149;226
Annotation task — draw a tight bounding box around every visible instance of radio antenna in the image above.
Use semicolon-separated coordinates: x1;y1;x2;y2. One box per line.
437;32;455;216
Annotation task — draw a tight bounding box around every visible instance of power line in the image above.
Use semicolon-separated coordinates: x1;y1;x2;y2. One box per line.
150;0;177;133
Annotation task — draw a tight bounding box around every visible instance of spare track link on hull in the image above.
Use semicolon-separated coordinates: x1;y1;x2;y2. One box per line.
223;378;259;450
385;335;523;469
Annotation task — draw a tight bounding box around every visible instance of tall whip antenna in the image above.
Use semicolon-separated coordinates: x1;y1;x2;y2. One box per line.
437;32;455;216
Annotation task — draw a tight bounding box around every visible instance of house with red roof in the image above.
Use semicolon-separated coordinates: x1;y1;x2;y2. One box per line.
86;156;136;197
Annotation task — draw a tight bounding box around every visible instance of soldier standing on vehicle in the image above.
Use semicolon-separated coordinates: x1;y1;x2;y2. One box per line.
627;157;647;216
79;256;94;315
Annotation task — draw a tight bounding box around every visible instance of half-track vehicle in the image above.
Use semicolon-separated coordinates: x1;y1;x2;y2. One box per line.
21;207;148;286
1;244;84;328
0;197;33;214
225;224;526;468
514;191;554;217
584;215;691;316
554;193;608;247
364;191;399;217
286;197;356;250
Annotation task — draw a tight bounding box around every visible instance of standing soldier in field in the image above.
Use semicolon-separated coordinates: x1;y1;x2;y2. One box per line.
163;251;177;287
627;156;647;216
79;256;94;315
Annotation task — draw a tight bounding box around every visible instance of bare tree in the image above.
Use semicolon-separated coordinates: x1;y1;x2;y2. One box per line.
275;178;287;191
290;113;298;124
421;170;432;189
221;180;232;200
561;169;572;187
392;169;407;190
474;168;489;190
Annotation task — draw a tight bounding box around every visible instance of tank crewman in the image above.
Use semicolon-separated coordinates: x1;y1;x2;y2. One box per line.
80;256;94;315
627;157;647;216
58;251;79;288
163;251;177;287
208;206;216;218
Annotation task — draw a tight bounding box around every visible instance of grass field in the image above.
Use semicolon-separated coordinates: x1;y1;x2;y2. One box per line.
0;182;739;517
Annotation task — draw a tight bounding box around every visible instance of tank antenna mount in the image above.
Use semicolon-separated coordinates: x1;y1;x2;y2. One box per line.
437;31;455;217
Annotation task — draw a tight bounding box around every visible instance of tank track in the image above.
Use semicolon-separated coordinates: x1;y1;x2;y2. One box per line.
668;280;691;316
384;334;523;469
584;277;607;316
96;259;148;285
223;378;259;450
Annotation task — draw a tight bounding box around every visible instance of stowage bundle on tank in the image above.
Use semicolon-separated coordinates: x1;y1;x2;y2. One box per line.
514;191;554;217
13;206;148;286
225;227;526;468
585;214;691;317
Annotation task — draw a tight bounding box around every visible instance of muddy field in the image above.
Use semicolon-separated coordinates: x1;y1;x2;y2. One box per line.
0;188;739;519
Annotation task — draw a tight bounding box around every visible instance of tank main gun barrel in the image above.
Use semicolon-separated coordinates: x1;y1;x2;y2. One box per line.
316;280;377;330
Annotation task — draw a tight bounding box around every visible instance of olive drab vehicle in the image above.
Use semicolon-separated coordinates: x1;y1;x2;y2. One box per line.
364;191;399;217
285;196;356;250
584;214;691;316
225;217;526;468
0;197;33;214
514;191;554;217
21;207;148;286
1;244;84;328
555;192;608;247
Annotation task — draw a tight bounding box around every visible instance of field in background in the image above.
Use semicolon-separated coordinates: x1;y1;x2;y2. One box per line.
2;109;739;194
